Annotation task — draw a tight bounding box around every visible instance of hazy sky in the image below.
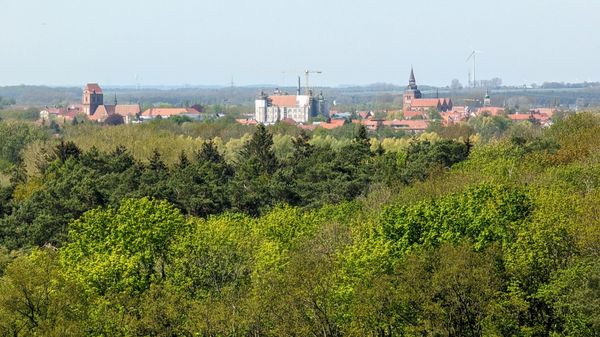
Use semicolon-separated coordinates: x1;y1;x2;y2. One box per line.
1;0;599;87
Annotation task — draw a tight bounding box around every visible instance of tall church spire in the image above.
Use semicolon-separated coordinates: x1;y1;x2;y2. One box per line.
408;67;419;91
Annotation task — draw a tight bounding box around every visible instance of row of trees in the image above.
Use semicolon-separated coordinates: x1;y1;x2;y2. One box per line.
0;124;469;249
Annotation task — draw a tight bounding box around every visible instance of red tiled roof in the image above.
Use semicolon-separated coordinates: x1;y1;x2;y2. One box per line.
236;118;258;125
319;122;343;129
63;110;79;119
478;107;505;116
358;111;374;119
280;118;297;125
507;114;533;121
531;108;556;116
508;113;551;122
441;111;467;125
89;106;110;121
270;95;298;107
46;107;63;114
403;110;427;119
141;107;200;117
383;119;429;130
115;104;141;116
353;119;380;127
410;98;442;107
317;119;346;129
299;124;317;131
85;83;103;93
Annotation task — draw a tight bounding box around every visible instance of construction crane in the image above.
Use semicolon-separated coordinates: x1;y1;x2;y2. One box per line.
304;70;322;96
466;50;483;87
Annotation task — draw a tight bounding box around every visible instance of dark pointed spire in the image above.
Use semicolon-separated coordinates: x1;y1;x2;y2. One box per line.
114;93;118;105
409;66;416;86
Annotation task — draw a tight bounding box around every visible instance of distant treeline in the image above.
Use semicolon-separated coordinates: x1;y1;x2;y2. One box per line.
541;81;600;89
5;84;600;111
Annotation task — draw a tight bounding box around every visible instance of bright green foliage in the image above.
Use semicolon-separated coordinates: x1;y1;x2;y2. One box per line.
539;258;600;336
469;114;512;140
61;198;186;295
0;121;48;171
169;213;253;298
382;244;501;337
379;183;531;254
0;249;87;336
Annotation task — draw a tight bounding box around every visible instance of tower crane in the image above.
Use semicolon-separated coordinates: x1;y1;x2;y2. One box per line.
304;70;322;96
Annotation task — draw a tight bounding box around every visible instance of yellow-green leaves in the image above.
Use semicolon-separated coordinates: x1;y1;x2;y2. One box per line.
61;198;186;295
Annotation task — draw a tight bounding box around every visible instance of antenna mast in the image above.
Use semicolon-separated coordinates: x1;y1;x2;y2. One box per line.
466;50;483;87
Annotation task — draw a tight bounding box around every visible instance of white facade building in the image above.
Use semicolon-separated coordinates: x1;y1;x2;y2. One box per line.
255;92;327;124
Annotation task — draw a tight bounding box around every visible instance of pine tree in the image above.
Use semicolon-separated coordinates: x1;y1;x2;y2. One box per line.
54;140;81;162
355;124;370;147
292;129;314;159
239;124;278;174
177;151;190;169
148;149;167;171
196;140;224;164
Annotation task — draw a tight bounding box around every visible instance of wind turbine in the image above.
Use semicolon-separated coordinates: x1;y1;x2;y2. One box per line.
466;50;483;87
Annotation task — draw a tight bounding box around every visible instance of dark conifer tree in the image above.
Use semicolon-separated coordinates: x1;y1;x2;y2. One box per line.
177;151;190;169
53;140;81;162
196;140;224;164
239;124;278;174
292;129;314;159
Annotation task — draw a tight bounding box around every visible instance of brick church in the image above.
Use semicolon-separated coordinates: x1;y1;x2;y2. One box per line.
82;83;140;122
403;68;452;119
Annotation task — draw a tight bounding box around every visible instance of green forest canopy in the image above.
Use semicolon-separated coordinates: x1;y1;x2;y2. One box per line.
0;114;598;336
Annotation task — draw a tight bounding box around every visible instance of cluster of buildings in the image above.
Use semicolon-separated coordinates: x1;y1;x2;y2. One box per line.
40;83;202;124
40;75;558;132
400;68;556;127
240;68;557;132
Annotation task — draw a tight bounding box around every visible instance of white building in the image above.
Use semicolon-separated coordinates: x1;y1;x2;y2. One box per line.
255;91;327;124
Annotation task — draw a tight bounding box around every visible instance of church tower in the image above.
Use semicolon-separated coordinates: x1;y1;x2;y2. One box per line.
483;90;491;107
82;83;104;115
403;67;422;111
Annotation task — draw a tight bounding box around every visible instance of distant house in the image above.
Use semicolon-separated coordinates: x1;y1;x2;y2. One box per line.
140;107;201;120
39;105;83;122
316;119;346;129
477;106;505;116
441;110;466;125
382;119;429;133
507;113;551;126
358;111;374;120
353;119;383;131
530;108;557;117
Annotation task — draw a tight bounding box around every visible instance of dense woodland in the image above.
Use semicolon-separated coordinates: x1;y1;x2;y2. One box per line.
0;112;598;336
